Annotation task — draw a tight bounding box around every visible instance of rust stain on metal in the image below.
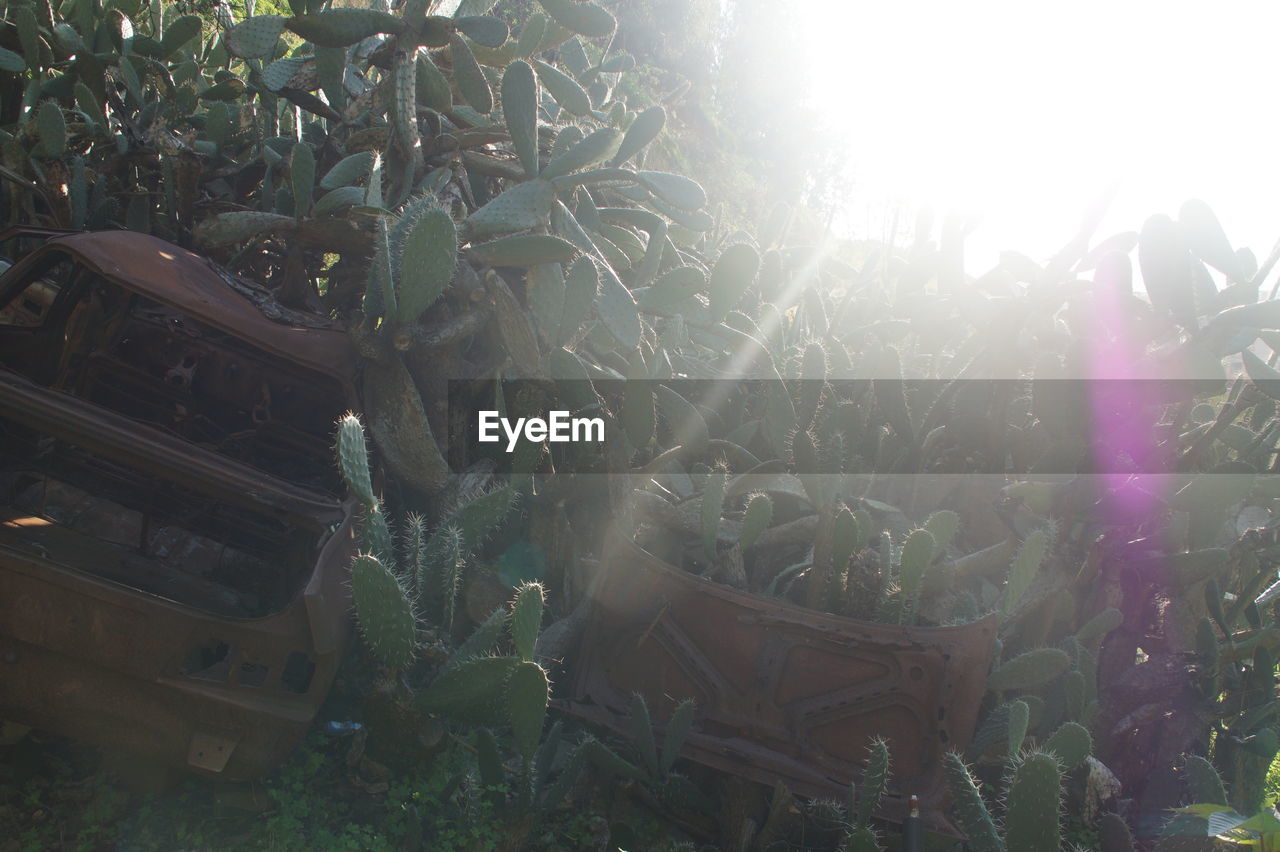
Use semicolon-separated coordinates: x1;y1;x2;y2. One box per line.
564;531;998;835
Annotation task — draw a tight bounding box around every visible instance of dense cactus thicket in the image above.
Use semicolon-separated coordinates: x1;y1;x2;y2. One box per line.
4;0;1280;848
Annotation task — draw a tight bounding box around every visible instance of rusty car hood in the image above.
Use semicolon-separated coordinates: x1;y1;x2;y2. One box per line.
41;231;356;392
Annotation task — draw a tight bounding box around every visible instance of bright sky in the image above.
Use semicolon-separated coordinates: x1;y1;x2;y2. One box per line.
806;1;1280;273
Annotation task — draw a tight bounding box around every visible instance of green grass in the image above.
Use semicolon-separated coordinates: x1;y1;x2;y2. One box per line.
1;732;509;851
0;723;707;851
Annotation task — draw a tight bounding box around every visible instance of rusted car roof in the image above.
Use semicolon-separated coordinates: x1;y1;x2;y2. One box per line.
43;231;356;389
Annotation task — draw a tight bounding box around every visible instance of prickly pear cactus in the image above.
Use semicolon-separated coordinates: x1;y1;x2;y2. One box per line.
509;581;546;663
415;583;554;756
1043;722;1092;770
1004;751;1062;852
853;737;891;827
350;553;417;670
943;752;1002;852
337;413;377;509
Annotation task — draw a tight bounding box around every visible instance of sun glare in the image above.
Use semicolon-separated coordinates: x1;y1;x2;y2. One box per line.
806;1;1280;267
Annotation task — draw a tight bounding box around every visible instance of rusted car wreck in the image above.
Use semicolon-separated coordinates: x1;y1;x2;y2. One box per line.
0;228;359;778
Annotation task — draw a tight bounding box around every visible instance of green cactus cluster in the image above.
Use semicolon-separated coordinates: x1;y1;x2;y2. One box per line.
416;580;552;764
335;411;515;669
943;749;1063;852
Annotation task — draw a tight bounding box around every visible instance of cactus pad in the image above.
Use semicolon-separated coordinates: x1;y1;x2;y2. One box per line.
1004;528;1048;614
395;206;456;324
542;127;624;181
350;553;416;670
942;752;1001;852
1004;751;1062;852
501;60;540;178
285;9;404;47
416;655;517;725
739;492;773;551
509;581;545;663
1184;754;1228;806
224;15;286;59
465;178;556;239
987;647;1071;693
508;659;550;762
449;32;492;114
534;59;593;117
536;0;615;38
707;243;760;324
611;104;665;166
1044;721;1092;769
335;412;375;507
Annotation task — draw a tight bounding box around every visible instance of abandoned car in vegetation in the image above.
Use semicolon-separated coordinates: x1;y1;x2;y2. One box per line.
0;227;359;778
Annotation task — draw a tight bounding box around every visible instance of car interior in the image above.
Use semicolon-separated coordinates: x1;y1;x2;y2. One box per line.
0;246;349;617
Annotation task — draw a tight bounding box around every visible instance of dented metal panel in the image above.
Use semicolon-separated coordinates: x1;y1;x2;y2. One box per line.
565;531;997;835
